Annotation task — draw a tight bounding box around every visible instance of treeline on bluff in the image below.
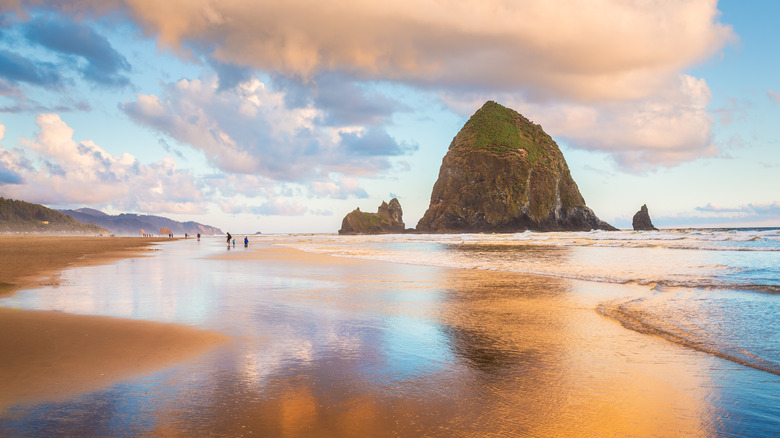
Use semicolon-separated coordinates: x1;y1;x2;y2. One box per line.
340;101;615;234
0;198;108;233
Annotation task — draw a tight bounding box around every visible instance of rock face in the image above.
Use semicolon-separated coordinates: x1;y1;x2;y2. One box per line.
632;204;658;231
339;198;406;234
416;101;615;233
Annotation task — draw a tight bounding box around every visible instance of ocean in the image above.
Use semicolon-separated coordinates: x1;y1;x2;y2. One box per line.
273;229;780;375
1;229;779;436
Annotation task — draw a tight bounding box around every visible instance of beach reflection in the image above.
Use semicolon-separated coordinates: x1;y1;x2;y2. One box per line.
1;239;725;436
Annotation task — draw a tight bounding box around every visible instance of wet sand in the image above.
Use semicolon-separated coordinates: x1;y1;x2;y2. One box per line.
2;238;772;435
0;307;228;411
205;244;726;437
0;235;168;297
0;236;228;411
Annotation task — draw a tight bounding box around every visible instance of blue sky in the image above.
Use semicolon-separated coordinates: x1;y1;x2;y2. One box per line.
1;0;778;233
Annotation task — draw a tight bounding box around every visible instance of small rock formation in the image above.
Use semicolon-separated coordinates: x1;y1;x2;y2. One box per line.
339;198;406;234
632;204;658;231
416;101;615;233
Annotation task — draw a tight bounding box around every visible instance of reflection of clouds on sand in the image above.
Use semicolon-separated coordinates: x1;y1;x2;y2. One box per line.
5;242;216;325
3;238;774;436
239;339;314;389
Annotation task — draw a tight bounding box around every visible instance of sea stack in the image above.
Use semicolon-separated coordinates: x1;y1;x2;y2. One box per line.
632;204;658;231
416;101;615;233
339;198;405;234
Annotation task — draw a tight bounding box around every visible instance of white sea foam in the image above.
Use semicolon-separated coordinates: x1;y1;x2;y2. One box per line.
261;228;780;293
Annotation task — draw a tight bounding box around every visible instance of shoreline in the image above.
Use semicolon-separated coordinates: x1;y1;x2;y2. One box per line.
0;236;228;411
0;235;173;297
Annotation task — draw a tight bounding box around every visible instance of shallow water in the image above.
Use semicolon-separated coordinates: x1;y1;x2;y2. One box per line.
1;234;779;436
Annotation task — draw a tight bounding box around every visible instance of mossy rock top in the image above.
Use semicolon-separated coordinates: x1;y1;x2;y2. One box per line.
452;101;559;165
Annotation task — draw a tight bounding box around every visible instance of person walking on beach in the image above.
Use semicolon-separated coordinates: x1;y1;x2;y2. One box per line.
226;232;232;245
244;236;249;247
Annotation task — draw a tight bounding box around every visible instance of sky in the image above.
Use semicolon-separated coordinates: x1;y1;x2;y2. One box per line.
1;0;779;233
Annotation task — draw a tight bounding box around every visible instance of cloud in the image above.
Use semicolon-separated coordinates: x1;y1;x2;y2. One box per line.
660;201;780;226
158;137;184;159
121;75;414;181
695;203;748;214
209;59;254;92
307;73;406;126
4;0;734;99
696;202;780;217
0;48;62;86
442;74;716;170
219;196;331;216
310;175;368;199
22;16;131;87
253;198;309;216
2;0;736;172
768;90;780;103
339;127;417;157
0;122;23;184
0;113;205;213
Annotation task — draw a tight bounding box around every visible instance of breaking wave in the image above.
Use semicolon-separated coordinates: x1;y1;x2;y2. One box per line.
599;296;780;376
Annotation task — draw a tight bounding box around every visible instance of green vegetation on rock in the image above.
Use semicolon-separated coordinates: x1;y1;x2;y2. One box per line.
0;198;109;234
455;101;555;164
339;199;405;235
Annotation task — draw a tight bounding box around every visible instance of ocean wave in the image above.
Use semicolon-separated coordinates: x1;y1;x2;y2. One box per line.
277;242;780;295
267;228;780;295
598;299;780;376
273;229;780;252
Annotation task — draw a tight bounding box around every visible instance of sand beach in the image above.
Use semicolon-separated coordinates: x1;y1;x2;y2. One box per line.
1;233;778;436
0;236;228;411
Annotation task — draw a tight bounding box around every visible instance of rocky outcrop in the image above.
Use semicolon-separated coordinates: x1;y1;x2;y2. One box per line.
339;198;406;234
416;101;615;233
632;204;658;231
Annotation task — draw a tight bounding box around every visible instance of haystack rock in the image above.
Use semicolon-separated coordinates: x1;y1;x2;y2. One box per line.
416;101;616;233
339;198;405;234
632;204;658;231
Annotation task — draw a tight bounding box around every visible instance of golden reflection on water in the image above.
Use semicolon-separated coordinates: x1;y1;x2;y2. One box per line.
2;244;725;436
436;270;720;437
170;260;720;436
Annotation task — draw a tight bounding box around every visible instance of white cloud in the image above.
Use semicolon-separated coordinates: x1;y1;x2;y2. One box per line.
657;201;780;227
442;74;716;170
0;113;205;213
5;0;738;175
696;201;780;217
253;198;309;216
310;175;368;199
122;76;412;181
10;1;733;101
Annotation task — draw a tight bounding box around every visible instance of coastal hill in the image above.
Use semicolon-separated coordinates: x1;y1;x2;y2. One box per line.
59;208;223;236
0;198;109;234
339;198;405;234
416;101;615;233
